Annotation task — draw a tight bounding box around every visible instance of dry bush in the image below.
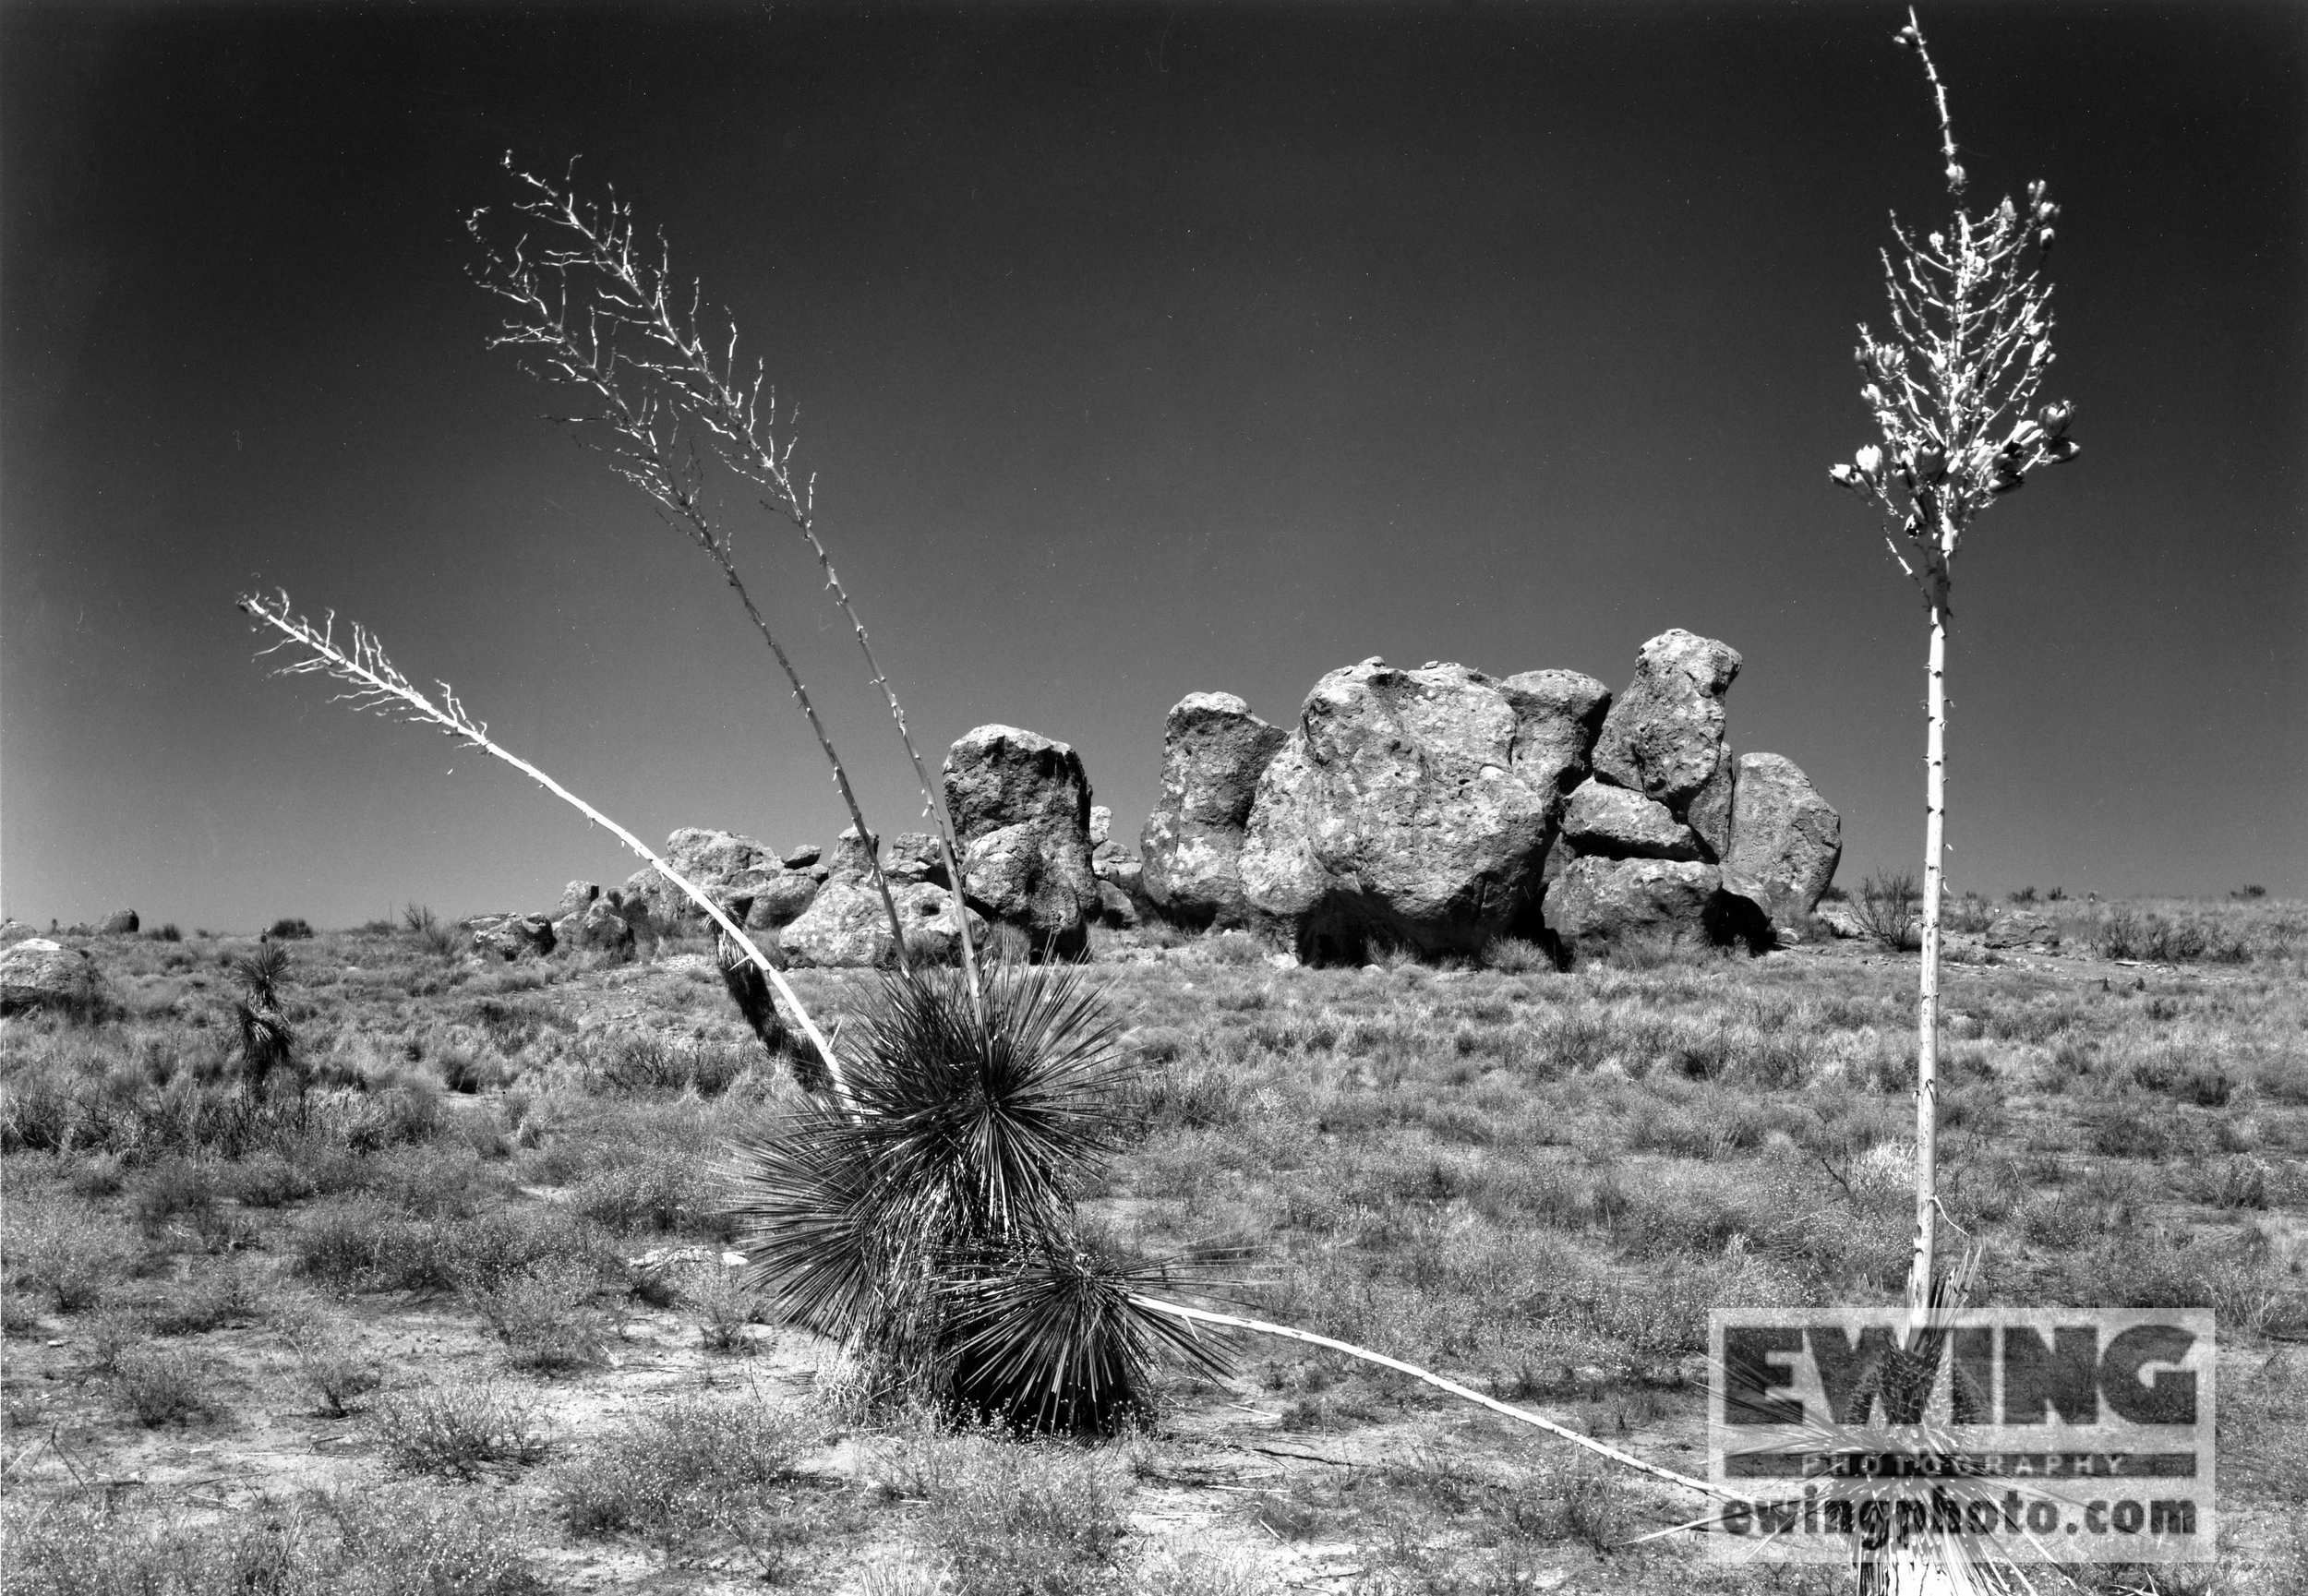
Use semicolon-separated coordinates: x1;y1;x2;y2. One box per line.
874;1421;1129;1596
1854;870;1922;951
554;1394;819;1566
112;1343;221;1426
375;1381;550;1478
5;1188;138;1313
469;1256;604;1373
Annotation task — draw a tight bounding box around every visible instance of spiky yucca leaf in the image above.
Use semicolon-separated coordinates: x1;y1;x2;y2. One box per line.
944;1240;1232;1434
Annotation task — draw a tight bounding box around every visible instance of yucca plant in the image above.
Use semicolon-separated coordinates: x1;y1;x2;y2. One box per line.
1829;6;2078;1319
726;961;1226;1432
225;940;301;1102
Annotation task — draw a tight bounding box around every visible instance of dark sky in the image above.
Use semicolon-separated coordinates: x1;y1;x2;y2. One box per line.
4;1;2302;930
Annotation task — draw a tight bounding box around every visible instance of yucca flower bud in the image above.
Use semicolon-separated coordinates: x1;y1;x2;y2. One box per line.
2039;401;2072;437
1855;445;1882;479
2036;200;2058;223
2038;227;2054;251
1946;162;1966;190
1894;25;1918;47
1829;462;1857;487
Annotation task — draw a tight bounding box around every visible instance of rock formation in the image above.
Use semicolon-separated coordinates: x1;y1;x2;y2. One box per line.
0;939;103;1014
1139;693;1289;930
1235;660;1607;962
944;726;1099;959
782;826;984;968
469;913;555;960
1164;630;1833;964
97;908;140;936
1719;753;1844;927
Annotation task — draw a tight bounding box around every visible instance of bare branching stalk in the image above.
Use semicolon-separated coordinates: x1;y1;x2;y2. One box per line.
234;590;851;1107
1133;1296;1737;1503
1829;9;2079;1315
469;160;983;1012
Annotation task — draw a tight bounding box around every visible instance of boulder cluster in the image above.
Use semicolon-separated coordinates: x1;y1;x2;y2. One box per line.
502;628;1835;968
1139;630;1841;964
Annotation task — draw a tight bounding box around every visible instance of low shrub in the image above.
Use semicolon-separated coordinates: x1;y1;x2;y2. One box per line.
4;1487;545;1596
113;1343;220;1426
375;1381;550;1478
6;1190;138;1312
1480;936;1553;975
555;1395;817;1564
269;918;317;940
878;1423;1129;1596
470;1257;604;1373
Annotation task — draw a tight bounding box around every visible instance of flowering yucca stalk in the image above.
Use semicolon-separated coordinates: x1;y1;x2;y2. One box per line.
469;160;982;1010
1830;7;2079;1318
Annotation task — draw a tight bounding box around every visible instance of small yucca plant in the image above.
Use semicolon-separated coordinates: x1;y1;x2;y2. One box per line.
726;961;1226;1433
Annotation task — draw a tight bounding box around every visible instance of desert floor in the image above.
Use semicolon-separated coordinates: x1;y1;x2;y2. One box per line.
4;897;2303;1595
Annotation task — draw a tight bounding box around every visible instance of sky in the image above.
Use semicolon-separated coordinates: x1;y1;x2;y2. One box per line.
3;0;2302;932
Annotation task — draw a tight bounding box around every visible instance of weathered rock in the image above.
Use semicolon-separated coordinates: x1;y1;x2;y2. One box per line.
1591;630;1742;818
1238;660;1595;961
727;868;819;931
888;832;947;886
1986;910;2060;951
1496;671;1614;810
1686;749;1737;862
1815;900;1868;940
97;908;139;936
1139;692;1289;929
1720;753;1842;925
562;898;635;956
470;913;555;960
1541;857;1723;959
782;876;984;968
945;726;1099;958
0;939;103;1014
1090;805;1112;850
832;825;879;878
1096;881;1139;930
552;881;600;920
781;845;822;870
1101;857;1146;896
1558;779;1703;861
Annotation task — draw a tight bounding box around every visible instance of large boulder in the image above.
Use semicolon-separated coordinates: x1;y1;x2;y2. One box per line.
1139;692;1289;929
1558;779;1703;861
1591;630;1741;820
944;726;1099;958
556;897;636;957
0;939;103;1014
97;908;140;936
1497;671;1614;806
1720;753;1842;926
627;829;823;931
1543;857;1749;961
551;881;600;920
782;869;985;968
1237;659;1605;962
469;913;555;961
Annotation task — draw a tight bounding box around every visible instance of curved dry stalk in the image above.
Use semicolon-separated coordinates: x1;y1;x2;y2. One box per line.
234;589;851;1107
1131;1295;1737;1503
471;161;984;1011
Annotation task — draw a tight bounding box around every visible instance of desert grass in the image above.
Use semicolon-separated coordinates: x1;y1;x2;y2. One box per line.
4;901;2304;1590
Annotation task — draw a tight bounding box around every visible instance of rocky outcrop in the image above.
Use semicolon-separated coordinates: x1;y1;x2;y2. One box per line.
1590;630;1741;819
781;836;985;968
888;832;947;886
0;939;103;1014
470;913;555;960
1237;660;1605;962
945;726;1099;959
558;897;636;957
1140;693;1290;930
1558;780;1703;862
553;882;600;920
622;829;822;933
97;909;140;936
1541;857;1765;959
1720;753;1843;925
